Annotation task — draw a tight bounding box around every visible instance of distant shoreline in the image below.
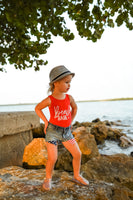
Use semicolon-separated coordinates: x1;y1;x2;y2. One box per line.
0;97;133;106
77;97;133;103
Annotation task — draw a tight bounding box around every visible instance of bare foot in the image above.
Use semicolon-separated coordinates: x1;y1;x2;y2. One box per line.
73;175;89;186
42;178;51;191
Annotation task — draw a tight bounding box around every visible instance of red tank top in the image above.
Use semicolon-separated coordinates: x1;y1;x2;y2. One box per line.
49;94;71;127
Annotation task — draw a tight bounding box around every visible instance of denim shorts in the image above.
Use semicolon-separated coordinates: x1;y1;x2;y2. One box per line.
45;122;75;145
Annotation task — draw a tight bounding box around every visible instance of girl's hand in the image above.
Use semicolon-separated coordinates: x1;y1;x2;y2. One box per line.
44;121;48;134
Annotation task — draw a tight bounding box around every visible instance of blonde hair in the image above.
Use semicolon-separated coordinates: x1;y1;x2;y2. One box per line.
48;82;54;94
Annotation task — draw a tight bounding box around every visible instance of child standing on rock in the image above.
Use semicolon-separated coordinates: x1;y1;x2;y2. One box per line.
35;65;89;190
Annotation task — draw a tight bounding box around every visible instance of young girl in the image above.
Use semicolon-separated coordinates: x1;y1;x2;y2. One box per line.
35;65;89;190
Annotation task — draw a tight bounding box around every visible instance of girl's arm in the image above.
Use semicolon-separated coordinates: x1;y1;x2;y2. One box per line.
35;97;51;133
69;95;77;123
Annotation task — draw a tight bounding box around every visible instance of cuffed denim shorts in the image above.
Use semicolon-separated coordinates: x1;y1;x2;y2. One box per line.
45;122;75;145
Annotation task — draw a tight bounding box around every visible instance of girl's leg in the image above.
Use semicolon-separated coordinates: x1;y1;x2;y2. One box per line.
45;142;58;179
42;142;58;190
62;140;89;185
62;140;81;177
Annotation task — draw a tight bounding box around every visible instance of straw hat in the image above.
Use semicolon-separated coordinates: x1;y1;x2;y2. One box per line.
49;65;75;83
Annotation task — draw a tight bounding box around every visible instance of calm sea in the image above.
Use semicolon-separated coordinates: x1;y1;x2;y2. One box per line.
0;100;133;155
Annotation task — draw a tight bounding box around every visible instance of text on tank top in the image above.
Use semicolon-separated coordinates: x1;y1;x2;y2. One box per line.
49;94;71;127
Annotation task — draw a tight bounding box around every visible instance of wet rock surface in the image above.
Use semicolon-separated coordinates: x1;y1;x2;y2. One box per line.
0;161;133;200
82;154;133;191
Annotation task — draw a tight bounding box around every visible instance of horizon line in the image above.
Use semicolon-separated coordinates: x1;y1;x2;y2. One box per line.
0;97;133;106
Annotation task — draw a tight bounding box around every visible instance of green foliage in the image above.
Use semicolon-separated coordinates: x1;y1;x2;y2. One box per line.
0;0;133;71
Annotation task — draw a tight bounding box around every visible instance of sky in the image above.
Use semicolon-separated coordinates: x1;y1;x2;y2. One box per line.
0;24;133;105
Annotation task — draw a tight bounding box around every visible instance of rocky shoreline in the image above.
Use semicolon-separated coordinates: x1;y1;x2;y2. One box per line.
0;119;133;200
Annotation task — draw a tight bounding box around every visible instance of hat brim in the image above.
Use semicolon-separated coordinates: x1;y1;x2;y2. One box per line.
50;72;75;84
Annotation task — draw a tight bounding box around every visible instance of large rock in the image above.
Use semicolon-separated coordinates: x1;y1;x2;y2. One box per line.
107;127;122;140
0;130;33;168
23;138;47;169
91;124;108;144
0;112;40;168
119;135;133;147
0;111;39;137
72;126;100;160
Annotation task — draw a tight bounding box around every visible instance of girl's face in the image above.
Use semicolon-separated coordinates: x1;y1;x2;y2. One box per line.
54;75;73;93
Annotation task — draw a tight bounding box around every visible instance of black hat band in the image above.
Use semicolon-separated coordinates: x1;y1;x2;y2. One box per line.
51;70;70;82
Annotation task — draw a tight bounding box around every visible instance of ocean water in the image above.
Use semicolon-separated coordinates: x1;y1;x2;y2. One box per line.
0;100;133;155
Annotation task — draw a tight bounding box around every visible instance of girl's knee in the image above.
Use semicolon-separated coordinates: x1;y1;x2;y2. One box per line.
78;149;82;159
74;148;82;160
47;142;58;164
49;153;57;163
